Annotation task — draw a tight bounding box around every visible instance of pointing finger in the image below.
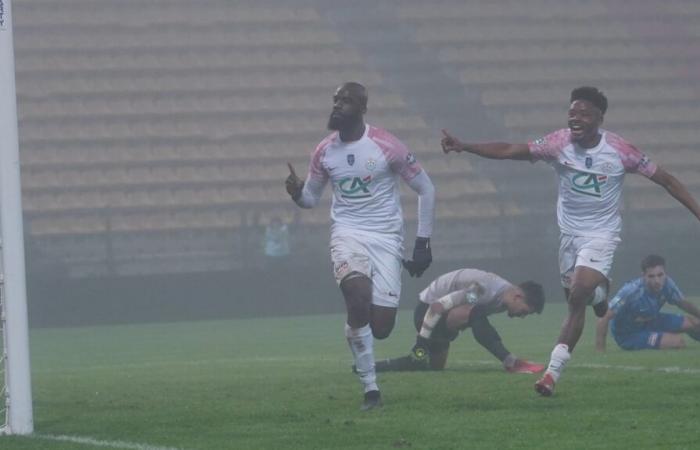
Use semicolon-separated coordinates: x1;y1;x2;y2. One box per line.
286;162;298;177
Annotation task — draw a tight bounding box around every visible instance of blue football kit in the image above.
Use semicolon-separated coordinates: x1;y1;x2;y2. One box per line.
609;276;684;350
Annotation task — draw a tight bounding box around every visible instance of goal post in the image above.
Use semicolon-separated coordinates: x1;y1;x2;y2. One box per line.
0;0;34;436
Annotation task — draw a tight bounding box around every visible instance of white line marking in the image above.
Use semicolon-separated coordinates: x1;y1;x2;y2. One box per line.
35;433;183;450
450;359;700;374
34;356;700;376
34;356;333;374
574;362;700;375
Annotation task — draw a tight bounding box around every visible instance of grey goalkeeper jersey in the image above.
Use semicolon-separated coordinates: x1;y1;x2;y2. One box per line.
418;269;512;316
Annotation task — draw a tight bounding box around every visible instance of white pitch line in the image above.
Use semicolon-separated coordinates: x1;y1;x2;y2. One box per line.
33;356;700;376
35;433;183;450
33;356;334;374
573;362;700;375
447;359;700;375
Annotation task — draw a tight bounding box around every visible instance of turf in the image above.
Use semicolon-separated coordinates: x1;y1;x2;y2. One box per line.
3;302;700;449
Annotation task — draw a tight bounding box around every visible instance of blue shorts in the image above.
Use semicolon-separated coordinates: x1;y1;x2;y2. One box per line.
613;313;685;350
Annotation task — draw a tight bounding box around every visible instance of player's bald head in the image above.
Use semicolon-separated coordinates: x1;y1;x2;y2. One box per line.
328;82;368;133
336;82;368;109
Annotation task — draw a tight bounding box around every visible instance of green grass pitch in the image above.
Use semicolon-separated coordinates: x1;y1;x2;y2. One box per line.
3;302;700;449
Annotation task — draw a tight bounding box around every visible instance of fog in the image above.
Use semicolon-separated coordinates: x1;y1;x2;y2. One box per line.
10;0;700;327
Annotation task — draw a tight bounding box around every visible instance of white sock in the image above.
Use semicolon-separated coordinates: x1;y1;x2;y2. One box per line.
345;324;378;393
546;343;570;383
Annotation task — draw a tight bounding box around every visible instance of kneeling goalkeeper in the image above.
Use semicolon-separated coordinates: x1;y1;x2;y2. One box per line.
374;268;546;373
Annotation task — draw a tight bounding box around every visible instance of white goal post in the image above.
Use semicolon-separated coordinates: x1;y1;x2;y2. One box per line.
0;0;34;436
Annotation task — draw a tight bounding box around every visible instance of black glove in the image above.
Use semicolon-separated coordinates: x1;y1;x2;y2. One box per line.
285;163;304;201
402;237;432;277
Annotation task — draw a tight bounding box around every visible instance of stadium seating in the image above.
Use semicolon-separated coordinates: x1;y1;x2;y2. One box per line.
401;2;700;181
12;0;700;276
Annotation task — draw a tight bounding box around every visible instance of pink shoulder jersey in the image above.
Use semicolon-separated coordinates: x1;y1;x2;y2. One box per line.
307;124;422;234
528;128;657;239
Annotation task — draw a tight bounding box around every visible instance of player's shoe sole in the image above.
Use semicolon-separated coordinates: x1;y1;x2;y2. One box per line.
534;373;555;397
507;360;545;374
361;390;383;411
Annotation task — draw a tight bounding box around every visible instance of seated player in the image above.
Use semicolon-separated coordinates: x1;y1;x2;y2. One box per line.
596;254;700;351
369;268;546;373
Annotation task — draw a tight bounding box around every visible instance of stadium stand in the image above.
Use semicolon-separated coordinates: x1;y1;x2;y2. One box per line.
396;0;700;222
11;0;700;292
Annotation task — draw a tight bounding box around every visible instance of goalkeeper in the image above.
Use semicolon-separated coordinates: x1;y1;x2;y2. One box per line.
374;268;546;373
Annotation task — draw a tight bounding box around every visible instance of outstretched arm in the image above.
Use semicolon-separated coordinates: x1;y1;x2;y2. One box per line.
650;166;700;222
595;308;615;352
441;129;531;161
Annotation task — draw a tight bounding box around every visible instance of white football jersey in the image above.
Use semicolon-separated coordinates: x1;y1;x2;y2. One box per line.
419;269;512;316
529;129;657;239
305;124;423;234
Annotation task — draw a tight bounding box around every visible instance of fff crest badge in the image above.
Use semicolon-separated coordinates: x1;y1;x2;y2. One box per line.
585;156;593;169
347;154;355;166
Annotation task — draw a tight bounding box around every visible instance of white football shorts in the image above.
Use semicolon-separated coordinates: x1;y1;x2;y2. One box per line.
330;227;403;308
558;233;619;288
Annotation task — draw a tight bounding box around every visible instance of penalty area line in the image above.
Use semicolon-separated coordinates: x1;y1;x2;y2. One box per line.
34;433;183;450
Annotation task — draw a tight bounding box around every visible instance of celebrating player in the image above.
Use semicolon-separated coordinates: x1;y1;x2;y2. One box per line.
441;86;700;396
286;82;435;410
596;255;700;351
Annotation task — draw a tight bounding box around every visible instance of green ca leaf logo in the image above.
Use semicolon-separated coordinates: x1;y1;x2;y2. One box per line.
339;175;372;199
571;172;608;197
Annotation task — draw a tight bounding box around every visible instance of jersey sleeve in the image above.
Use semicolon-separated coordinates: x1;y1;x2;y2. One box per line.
369;127;422;182
527;128;570;162
605;132;657;178
294;136;331;208
609;282;636;314
665;277;684;305
307;136;332;184
405;170;435;238
445;289;475;308
438;286;487;311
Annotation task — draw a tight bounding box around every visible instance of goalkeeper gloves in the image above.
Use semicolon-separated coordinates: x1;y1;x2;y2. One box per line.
402;237;432;277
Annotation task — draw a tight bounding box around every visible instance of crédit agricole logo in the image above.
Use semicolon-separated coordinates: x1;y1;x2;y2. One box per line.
571;171;607;197
339;175;372;199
